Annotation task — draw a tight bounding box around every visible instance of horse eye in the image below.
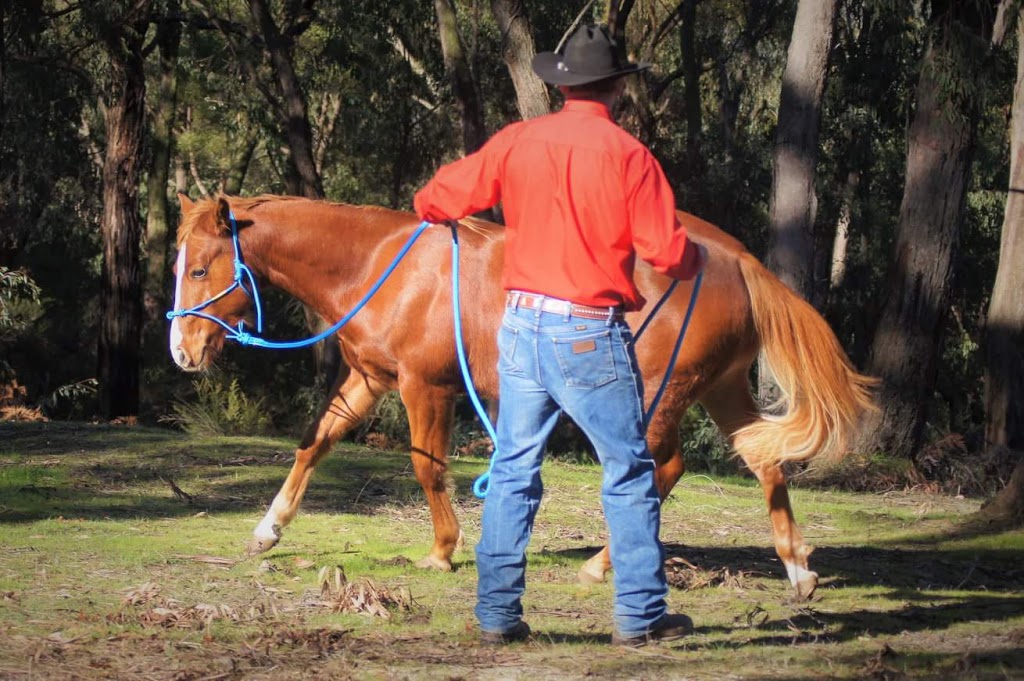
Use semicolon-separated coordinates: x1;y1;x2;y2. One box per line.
190;268;208;279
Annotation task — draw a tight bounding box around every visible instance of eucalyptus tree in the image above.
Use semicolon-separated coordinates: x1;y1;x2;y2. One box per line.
145;0;183;319
764;0;838;306
490;0;550;119
433;0;487;154
855;0;998;460
981;5;1024;521
76;0;154;418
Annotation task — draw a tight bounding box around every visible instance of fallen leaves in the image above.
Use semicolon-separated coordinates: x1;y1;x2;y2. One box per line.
664;556;755;590
174;554;238;569
305;565;414;619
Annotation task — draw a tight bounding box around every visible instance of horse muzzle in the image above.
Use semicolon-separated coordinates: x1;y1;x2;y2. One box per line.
169;317;213;371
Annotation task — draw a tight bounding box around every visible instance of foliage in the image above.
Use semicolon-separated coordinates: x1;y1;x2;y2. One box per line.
678;405;740;476
161;374;271;436
2;0;1020;484
0;267;42;335
355;391;410;449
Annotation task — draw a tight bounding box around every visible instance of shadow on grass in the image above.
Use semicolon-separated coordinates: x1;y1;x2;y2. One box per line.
555;541;1024;594
0;420;484;524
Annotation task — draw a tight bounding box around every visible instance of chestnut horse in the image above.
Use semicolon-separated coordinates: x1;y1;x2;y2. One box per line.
169;194;876;598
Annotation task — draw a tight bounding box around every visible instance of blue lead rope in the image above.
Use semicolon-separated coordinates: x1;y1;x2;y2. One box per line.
448;224;502;497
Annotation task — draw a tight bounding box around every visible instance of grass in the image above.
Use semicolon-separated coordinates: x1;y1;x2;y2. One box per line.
0;420;1022;680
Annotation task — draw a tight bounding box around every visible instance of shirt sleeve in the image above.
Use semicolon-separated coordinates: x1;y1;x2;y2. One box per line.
414;124;519;223
626;148;703;281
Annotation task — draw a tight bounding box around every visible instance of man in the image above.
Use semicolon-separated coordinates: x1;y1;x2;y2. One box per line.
414;23;704;647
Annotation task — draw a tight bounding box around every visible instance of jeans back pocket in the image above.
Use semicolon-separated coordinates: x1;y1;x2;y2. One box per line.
551;329;617;388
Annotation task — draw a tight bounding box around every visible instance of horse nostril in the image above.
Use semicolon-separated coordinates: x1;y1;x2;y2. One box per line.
174;348;192;369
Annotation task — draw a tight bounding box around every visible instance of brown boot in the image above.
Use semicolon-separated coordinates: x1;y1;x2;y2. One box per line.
612;613;693;647
480;621;531;645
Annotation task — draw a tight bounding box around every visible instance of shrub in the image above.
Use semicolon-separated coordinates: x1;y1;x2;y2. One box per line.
161;374;271;436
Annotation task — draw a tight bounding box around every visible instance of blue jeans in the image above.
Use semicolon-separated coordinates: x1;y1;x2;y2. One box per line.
475;304;669;637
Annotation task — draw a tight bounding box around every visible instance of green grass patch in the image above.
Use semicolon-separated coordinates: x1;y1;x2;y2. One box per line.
0;420;1022;679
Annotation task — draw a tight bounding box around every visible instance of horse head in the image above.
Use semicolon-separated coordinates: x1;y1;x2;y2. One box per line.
168;194;256;371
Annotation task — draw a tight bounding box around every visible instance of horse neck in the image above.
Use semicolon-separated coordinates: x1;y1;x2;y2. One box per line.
235;201;409;321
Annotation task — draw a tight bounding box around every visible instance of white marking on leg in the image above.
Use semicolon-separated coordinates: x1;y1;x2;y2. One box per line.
254;509;283;543
785;561;818;587
169;246;187;366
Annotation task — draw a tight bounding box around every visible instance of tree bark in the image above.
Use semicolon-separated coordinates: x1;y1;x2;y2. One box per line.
680;0;702;171
144;6;182;321
976;11;1024;527
248;0;323;199
434;0;487;154
829;170;859;291
222;128;258;195
765;0;838;303
984;12;1024;454
246;0;343;388
97;11;150;419
854;25;982;459
490;0;549;120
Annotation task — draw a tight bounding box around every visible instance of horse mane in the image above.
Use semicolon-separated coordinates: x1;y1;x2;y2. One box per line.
176;193;504;245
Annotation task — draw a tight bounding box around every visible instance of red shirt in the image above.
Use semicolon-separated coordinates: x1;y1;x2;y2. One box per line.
414;99;701;310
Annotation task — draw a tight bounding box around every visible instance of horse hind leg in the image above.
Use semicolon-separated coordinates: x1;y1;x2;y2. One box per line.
700;371;818;598
399;379;461;572
248;370;384;555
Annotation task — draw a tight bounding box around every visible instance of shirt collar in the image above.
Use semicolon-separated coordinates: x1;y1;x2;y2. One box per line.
561;99;612;119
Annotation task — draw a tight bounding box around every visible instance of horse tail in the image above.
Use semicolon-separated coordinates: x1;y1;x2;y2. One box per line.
732;253;878;469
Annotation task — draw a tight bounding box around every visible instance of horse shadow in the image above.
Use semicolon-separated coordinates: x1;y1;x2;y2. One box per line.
550;540;1024;647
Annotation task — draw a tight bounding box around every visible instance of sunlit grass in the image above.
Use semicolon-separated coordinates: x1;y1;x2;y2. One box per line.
1;421;1022;679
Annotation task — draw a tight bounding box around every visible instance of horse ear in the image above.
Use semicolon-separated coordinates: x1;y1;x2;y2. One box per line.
178;192;195;213
216;196;233;235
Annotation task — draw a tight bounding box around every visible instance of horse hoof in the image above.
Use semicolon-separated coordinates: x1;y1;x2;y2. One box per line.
416;555;453;572
793;571;819;600
577;565;606;585
247;535;279;556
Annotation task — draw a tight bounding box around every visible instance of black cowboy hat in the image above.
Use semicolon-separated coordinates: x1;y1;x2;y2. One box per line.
532;23;650;87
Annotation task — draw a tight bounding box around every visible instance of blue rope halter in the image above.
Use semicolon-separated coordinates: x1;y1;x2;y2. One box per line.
166;211;265;337
167;212;430;349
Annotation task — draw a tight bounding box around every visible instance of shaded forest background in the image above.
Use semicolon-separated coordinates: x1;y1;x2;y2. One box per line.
1;0;1022;513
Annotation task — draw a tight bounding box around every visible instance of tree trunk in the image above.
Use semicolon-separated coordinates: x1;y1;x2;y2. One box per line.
829;170;859;291
247;0;342;388
98;18;149;419
248;0;323;200
854;26;981;459
978;11;1024;525
222;129;258;195
680;0;702;172
758;0;838;404
984;13;1024;454
144;6;181;321
490;0;549;120
434;0;487;154
765;0;838;303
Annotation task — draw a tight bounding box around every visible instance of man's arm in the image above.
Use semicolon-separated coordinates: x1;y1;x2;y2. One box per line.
414;124;519;222
627;148;704;280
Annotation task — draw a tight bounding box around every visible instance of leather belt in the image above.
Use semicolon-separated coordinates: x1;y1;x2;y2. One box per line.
506;291;623;321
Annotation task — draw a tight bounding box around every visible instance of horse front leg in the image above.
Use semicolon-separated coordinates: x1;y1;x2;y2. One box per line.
248;370;383;555
399;379;461;572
